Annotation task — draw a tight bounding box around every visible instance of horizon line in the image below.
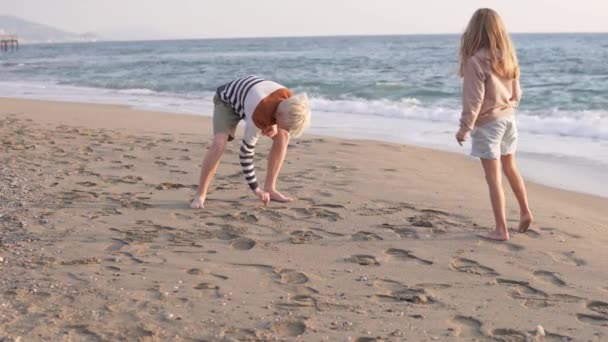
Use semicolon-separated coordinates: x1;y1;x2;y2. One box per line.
20;31;608;45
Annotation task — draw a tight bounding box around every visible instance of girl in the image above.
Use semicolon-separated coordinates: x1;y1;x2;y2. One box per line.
455;8;533;241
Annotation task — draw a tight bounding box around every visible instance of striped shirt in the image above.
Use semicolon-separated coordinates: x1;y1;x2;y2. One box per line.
216;76;293;190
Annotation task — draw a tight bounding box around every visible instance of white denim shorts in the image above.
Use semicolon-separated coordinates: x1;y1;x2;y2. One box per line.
471;115;518;160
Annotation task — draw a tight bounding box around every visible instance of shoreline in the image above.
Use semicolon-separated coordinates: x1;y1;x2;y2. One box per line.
3;94;607;199
1;97;607;340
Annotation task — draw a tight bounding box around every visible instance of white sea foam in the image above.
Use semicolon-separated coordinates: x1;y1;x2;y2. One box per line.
2;81;606;140
310;97;608;140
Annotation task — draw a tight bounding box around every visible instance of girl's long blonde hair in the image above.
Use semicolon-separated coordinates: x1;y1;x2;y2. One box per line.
459;8;519;79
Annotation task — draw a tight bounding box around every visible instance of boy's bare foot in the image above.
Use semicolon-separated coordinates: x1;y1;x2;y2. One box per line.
479;230;509;241
518;212;533;233
267;190;294;203
190;197;205;209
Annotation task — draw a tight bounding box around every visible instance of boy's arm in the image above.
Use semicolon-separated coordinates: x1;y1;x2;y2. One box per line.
241;124;271;205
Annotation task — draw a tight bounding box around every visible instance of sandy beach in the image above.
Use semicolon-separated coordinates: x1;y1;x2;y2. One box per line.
1;97;607;341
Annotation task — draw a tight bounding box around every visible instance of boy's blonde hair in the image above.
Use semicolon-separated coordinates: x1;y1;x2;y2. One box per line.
281;94;311;138
459;8;519;79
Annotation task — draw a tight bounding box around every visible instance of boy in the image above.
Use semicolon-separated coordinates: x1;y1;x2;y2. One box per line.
190;75;311;209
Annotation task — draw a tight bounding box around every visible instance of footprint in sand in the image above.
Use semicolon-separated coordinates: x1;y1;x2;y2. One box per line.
278;269;309;285
155;182;194;190
373;279;434;304
272;321;306;337
222;211;259;224
540;227;583;239
194;283;219;290
576;313;608;327
587;301;608;316
103;175;143;184
105;238;128;252
219;329;258;341
549;251;587;267
76;181;97;187
310;227;345;237
289;230;323;244
496;278;549;308
385;248;433;265
313;203;346;209
292;207;342;222
520;229;541;238
381;223;420;239
539;332;574;342
61;257;102;266
171;212;193;220
348;254;380;266
533;270;566;286
490;328;527;342
230;237;256;250
448;316;484;339
450;258;498;276
283;294;317;309
486;241;525;252
550;294;585;304
350;231;383;241
186;268;206;276
358;201;415;216
407;215;434;228
416;283;451;290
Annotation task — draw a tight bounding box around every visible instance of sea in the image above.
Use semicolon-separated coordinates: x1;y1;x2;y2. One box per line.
1;34;607;197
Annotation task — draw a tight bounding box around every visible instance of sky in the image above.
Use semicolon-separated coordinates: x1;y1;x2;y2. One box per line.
3;0;608;40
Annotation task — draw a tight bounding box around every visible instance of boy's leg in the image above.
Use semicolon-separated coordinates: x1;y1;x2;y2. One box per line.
264;129;294;202
190;133;229;209
501;154;533;232
480;158;509;241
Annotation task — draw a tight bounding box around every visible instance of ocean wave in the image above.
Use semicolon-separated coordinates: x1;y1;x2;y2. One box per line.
118;88;159;95
311;96;608;140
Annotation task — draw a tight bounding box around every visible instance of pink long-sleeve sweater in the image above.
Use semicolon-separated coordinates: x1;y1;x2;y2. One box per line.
460;49;521;131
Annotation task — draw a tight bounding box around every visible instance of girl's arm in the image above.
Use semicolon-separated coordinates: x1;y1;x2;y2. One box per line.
511;78;522;105
460;56;486;132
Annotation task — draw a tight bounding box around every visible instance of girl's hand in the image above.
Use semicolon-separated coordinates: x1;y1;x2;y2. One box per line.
254;188;270;206
455;127;469;146
262;125;278;138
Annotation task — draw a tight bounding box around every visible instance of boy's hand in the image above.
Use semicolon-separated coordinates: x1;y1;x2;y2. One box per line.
254;188;270;206
455;127;469;146
262;125;278;138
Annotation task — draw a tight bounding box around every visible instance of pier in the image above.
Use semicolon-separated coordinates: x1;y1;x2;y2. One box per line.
0;35;19;52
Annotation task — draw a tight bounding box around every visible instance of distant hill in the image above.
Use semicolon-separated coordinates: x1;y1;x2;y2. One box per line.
0;15;102;43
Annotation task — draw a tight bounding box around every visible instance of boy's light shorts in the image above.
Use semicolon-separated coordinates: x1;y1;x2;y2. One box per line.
470;115;518;160
212;94;241;141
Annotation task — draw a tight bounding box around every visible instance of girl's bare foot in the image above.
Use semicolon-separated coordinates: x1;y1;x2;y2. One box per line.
479;229;509;241
190;197;205;209
267;190;294;203
518;212;533;233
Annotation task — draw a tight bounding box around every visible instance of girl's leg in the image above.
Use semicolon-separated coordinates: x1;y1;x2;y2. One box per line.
481;158;509;241
501;154;533;232
190;133;229;209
